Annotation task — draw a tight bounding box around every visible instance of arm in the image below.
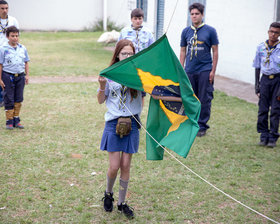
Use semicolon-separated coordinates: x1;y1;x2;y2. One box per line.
25;62;29;85
0;64;4;89
180;47;186;68
255;68;261;97
151;94;182;102
209;45;218;84
97;76;107;104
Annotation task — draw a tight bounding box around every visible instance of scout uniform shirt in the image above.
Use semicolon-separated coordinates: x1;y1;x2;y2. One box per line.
0;42;30;74
253;40;280;75
104;79;142;121
0;15;19;46
118;25;154;53
180;24;219;74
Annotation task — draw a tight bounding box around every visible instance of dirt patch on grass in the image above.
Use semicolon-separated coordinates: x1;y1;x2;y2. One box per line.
30;76;98;84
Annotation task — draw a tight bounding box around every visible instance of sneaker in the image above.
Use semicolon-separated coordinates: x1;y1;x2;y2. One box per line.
267;141;276;148
118;203;134;219
14;117;24;129
15;123;24;129
102;192;114;212
258;140;267;146
6;124;13;130
6;119;13;130
197;130;206;137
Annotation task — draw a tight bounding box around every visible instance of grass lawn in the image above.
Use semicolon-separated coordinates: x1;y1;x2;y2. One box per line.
0;32;279;223
21;31;113;77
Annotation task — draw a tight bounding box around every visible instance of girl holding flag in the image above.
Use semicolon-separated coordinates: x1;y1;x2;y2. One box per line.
97;39;142;219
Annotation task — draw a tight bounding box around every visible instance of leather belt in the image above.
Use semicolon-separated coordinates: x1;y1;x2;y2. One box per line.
263;73;280;79
3;71;25;77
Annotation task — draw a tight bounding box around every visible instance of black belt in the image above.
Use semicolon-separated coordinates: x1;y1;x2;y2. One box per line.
3;71;25;77
263;73;280;79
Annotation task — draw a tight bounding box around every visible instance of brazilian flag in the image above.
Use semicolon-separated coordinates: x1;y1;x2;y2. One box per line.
100;34;201;160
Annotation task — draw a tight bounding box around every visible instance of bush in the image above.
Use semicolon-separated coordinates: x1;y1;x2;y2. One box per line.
86;17;124;32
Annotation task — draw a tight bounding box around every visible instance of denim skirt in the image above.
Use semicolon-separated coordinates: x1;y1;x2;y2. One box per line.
100;116;140;154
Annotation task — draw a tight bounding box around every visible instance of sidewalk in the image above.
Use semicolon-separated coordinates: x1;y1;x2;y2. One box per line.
214;75;258;105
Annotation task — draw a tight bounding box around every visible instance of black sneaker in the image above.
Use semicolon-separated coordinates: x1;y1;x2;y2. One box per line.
102;192;114;212
267;141;276;148
197;130;206;137
258;140;267;146
118;203;134;219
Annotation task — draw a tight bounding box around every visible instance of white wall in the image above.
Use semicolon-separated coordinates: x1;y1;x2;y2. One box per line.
206;0;274;84
107;0;136;29
163;0;188;56
9;0;275;84
161;0;275;84
9;0;103;30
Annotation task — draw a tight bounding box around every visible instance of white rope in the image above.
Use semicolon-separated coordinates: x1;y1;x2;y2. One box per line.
165;0;180;34
105;80;279;224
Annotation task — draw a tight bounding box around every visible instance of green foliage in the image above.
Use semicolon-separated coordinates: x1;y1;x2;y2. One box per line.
86;17;124;32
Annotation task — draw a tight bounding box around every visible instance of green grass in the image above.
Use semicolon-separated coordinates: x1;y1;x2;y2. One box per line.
0;32;279;223
20;31;113;77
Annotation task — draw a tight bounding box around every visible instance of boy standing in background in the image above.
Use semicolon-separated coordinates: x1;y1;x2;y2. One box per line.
118;8;154;53
0;26;29;130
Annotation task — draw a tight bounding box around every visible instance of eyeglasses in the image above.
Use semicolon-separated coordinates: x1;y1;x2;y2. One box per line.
268;30;280;35
120;52;134;57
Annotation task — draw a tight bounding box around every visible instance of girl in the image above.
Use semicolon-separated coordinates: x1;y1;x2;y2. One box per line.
97;39;142;219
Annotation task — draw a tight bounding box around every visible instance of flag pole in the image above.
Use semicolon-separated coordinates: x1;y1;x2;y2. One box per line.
165;0;180;34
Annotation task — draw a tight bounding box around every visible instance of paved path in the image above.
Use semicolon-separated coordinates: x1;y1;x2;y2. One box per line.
30;75;258;105
214;75;258;104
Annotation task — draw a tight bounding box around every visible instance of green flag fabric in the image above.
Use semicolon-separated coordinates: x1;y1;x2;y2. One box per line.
100;34;201;160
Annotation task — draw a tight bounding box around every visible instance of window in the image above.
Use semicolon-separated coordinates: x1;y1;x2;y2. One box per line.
137;0;148;22
276;0;280;22
156;0;165;40
187;0;206;26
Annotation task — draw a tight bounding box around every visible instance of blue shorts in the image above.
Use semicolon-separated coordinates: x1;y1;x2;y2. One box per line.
100;116;140;154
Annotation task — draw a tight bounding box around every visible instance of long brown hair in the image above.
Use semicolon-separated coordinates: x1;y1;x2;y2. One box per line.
109;39;135;66
110;39;138;99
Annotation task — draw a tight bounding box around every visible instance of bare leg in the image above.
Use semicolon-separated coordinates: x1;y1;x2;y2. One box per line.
106;152;121;192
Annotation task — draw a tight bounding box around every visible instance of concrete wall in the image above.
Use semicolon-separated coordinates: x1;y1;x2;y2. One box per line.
9;0;103;30
159;0;275;84
163;1;188;56
8;0;137;31
9;0;276;84
206;0;275;84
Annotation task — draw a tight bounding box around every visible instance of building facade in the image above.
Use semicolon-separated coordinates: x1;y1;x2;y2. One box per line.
10;0;280;84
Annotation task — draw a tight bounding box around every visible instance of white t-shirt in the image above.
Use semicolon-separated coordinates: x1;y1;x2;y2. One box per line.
0;15;19;46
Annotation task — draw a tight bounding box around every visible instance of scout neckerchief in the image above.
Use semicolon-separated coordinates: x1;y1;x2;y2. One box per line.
264;40;280;65
119;85;128;109
190;22;205;60
0;16;9;34
132;25;143;52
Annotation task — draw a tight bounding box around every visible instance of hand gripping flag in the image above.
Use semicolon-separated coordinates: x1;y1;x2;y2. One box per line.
100;34;201;160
